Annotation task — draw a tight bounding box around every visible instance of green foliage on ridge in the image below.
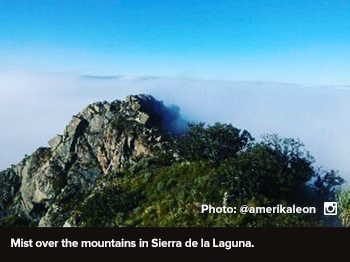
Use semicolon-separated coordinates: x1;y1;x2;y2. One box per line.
72;123;343;227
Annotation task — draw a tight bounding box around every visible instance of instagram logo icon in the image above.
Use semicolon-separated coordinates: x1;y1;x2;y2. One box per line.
324;202;338;215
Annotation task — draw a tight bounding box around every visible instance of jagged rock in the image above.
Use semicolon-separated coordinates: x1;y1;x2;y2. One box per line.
0;94;184;227
136;112;150;125
48;135;62;149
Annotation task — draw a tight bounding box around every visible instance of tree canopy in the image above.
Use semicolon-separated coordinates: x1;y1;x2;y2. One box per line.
62;122;344;227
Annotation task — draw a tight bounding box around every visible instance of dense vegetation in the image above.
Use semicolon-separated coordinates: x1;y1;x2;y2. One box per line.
1;122;345;227
71;123;344;227
337;188;350;227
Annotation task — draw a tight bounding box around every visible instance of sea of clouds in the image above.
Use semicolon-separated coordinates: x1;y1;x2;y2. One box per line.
0;70;349;182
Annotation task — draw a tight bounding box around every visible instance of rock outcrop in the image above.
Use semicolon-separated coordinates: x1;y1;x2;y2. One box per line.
0;95;183;226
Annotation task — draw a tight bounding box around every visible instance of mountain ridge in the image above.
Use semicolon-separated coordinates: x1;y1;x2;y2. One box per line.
0;94;183;226
0;94;343;227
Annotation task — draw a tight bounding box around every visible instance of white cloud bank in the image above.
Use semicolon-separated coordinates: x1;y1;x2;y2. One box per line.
1;70;349;182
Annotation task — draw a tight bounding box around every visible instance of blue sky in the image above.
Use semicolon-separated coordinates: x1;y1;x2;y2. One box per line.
1;0;350;84
1;1;350;179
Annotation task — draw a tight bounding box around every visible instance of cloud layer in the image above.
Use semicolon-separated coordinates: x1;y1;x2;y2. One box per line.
1;70;349;182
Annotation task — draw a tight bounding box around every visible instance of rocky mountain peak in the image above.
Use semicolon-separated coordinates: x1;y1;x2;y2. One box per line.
0;94;183;226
